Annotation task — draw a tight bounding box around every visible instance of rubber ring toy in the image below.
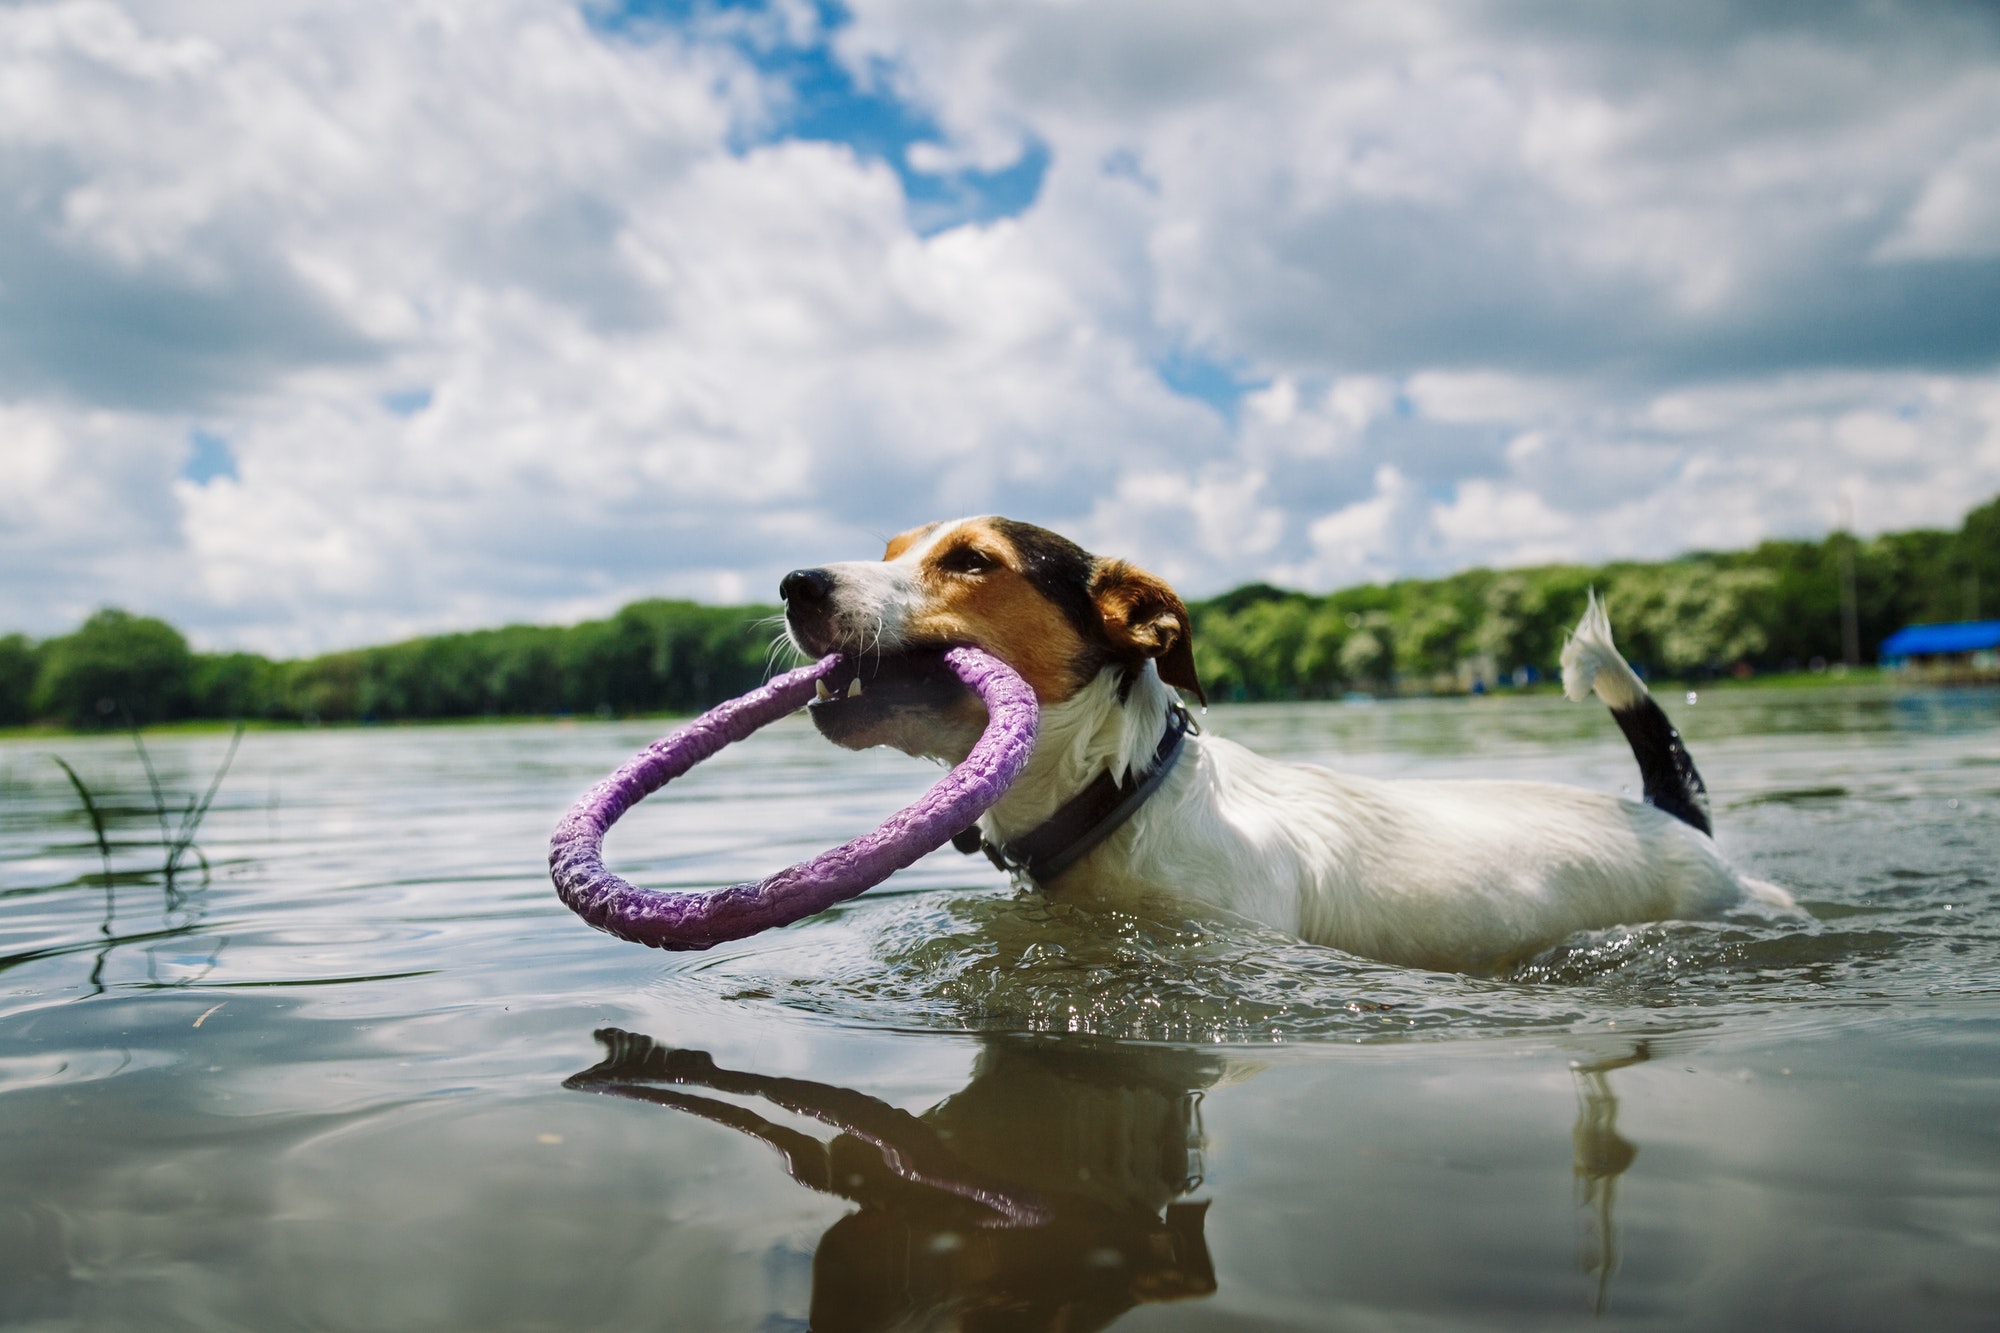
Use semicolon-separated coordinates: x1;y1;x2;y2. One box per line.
549;647;1039;951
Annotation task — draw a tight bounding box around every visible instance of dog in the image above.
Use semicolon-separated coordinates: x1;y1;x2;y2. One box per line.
782;517;1795;972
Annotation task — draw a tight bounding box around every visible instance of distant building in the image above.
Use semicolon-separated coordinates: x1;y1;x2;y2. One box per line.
1879;620;2000;679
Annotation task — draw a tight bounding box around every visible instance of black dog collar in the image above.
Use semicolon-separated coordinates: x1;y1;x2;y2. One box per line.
952;703;1194;885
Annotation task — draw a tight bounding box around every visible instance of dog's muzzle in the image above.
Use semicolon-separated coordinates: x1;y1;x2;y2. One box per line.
780;566;840;655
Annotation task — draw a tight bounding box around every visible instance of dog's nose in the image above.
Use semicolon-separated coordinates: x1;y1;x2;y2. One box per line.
780;568;834;605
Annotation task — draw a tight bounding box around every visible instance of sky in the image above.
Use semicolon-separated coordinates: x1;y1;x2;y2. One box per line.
3;0;1999;655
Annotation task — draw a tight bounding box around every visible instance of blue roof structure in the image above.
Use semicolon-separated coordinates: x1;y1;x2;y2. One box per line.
1880;620;2000;661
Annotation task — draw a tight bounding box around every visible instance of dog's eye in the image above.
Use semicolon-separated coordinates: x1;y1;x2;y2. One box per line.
937;546;998;575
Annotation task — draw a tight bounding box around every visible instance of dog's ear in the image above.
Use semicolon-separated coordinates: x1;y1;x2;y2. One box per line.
1090;558;1207;706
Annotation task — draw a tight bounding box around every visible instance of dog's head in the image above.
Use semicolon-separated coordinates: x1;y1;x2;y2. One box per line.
783;517;1203;756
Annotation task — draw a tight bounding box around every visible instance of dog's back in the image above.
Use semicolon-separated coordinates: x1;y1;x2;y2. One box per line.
1105;742;1749;971
1063;596;1794;971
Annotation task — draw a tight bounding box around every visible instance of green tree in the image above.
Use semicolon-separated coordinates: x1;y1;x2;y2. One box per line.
1236;599;1315;698
1951;495;2000;620
32;609;193;726
0;634;40;725
1338;614;1392;686
1470;567;1593;679
1294;604;1350;694
282;651;365;722
259;599;776;722
1602;564;1776;674
1392;599;1467;680
191;652;280;718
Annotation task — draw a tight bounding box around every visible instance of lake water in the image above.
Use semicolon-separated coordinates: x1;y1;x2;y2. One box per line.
2;685;1997;1330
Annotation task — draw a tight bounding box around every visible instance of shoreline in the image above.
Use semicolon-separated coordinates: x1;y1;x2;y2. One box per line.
1;666;1969;741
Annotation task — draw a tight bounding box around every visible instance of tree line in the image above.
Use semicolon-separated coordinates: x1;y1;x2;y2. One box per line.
0;601;782;729
3;495;1995;727
1193;494;1997;701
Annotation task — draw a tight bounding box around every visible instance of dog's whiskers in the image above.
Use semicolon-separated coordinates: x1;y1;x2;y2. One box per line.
867;611;887;666
761;629;800;681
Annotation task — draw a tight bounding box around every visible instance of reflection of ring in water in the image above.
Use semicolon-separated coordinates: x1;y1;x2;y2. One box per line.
566;1029;1219;1332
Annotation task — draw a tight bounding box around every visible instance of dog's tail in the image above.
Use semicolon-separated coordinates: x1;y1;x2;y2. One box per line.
1561;590;1712;836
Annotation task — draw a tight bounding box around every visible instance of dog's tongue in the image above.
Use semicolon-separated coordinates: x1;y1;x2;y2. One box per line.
547;646;1038;951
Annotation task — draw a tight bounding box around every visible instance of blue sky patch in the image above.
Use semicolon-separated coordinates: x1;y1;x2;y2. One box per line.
591;0;1047;235
1100;148;1156;193
902;141;1050;236
383;388;434;417
182;430;238;485
1156;347;1265;425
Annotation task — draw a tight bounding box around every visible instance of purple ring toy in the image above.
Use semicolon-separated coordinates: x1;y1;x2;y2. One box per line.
548;647;1039;951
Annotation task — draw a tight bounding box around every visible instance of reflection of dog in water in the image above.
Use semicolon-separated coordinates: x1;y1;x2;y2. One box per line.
1571;1041;1647;1316
570;1028;1660;1326
566;1028;1219;1332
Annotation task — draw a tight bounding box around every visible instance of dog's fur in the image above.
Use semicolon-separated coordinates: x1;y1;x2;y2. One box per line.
784;517;1795;972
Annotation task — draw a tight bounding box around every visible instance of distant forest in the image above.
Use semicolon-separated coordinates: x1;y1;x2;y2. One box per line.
4;494;1996;727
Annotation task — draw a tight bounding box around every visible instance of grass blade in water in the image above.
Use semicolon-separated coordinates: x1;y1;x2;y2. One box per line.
50;754;114;885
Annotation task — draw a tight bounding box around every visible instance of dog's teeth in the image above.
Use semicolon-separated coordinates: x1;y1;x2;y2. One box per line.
815;680;832;702
849;676;862;698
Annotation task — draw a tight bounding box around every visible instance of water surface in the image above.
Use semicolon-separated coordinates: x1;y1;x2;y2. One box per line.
2;686;1996;1329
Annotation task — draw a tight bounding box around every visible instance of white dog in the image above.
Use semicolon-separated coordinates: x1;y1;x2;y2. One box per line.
783;517;1794;972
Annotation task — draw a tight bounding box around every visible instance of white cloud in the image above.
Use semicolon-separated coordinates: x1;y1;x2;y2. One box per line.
1878;132;2000;260
2;0;1998;652
0;0;1221;649
1292;465;1434;590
